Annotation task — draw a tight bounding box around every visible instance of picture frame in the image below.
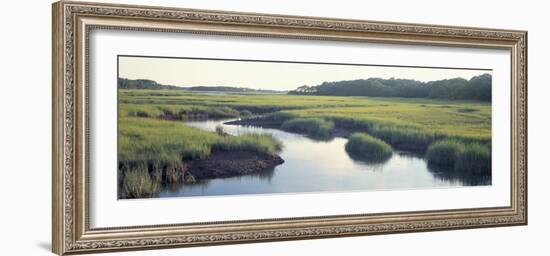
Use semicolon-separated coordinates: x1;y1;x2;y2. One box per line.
52;1;527;255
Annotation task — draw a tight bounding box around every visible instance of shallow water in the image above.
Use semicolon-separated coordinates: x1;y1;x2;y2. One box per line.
157;119;490;197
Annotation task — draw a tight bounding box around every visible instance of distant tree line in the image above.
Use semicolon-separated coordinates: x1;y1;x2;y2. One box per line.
288;73;492;101
118;78;283;93
117;78;184;90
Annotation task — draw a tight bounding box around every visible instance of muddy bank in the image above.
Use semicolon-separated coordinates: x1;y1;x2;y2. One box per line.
117;150;284;199
185;150;284;181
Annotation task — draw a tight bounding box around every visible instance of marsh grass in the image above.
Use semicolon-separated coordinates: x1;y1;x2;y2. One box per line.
121;103;240;120
237;102;488;151
345;133;393;163
118;114;284;198
455;143;491;174
240;109;253;118
274;104;489;149
118;89;492;197
368;125;442;150
120;89;490;154
164;161;185;183
457;108;479;113
261;111;297;123
425;140;464;166
121;89;491;141
213;133;283;155
426;139;491;175
122;164;159;198
280;118;334;137
299;115;443;149
215;125;225;136
119;117;282;161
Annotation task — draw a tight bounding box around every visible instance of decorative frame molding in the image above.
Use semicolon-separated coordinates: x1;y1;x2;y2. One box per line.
52;1;527;255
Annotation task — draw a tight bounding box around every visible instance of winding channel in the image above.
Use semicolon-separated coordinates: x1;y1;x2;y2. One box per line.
157;119;489;197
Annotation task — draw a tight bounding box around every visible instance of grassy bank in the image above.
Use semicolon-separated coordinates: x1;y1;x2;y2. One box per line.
118;114;282;198
120;103;242;120
280;118;334;138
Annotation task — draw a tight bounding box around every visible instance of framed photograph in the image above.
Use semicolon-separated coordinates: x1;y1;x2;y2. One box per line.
52;1;527;255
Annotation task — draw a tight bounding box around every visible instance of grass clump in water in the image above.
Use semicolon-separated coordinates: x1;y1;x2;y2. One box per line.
345;133;393;163
280;117;334;137
425;140;464;166
455;143;491;174
426;139;491;175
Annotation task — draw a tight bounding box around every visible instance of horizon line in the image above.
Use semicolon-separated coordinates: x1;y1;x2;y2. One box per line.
117;73;492;91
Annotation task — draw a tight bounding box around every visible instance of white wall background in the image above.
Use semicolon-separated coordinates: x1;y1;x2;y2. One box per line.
0;0;547;255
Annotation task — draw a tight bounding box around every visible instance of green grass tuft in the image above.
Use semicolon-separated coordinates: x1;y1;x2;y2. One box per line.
213;133;283;155
369;124;442;150
280;118;334;137
425;140;465;166
426;139;491;175
122;164;159;198
345;133;393;162
455;143;491;174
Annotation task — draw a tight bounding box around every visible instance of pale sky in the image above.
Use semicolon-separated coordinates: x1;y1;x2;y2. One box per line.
118;56;490;91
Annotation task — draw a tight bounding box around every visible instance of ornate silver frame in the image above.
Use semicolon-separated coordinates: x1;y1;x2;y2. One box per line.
52;1;527;255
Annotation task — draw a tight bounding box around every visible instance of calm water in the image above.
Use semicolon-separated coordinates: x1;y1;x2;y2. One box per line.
158;119;490;197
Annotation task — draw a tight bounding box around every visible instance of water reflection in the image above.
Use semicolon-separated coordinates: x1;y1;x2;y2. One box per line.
157;119;491;197
345;150;392;166
427;163;491;186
